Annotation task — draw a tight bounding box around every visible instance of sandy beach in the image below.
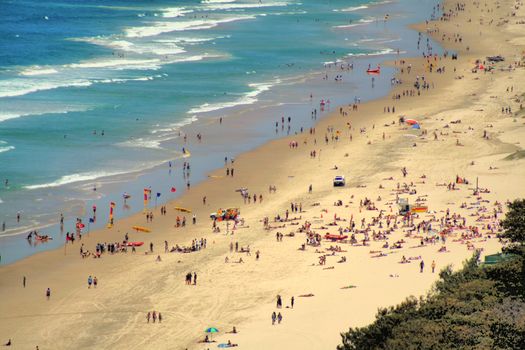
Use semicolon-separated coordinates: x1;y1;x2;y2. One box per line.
1;0;525;349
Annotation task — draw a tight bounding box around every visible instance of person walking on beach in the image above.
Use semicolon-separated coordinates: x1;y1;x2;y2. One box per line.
88;275;93;289
276;295;282;308
150;242;153;253
93;276;98;288
420;260;425;273
23;276;26;288
46;288;51;300
193;272;197;285
158;312;162;323
431;260;436;273
147;312;151;323
277;312;283;324
271;312;277;325
152;311;157;323
291;296;294;309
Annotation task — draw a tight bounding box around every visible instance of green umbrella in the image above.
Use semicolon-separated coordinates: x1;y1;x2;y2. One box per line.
205;327;219;342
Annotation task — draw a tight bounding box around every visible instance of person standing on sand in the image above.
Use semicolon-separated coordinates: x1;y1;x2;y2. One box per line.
93;276;98;288
150;242;153;253
23;276;26;288
193;272;197;285
46;288;51;300
276;295;282;308
291;296;295;309
271;312;276;325
158;312;162;323
432;260;436;273
88;275;93;289
277;312;283;324
420;260;425;273
147;312;151;323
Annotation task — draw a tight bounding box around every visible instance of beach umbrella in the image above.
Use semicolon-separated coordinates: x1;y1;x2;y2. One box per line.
205;327;219;341
405;119;419;125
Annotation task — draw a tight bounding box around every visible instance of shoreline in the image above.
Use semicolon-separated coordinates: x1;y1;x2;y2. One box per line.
0;0;442;265
1;0;525;349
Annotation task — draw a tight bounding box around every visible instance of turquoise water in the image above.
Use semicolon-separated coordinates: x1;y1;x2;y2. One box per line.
0;0;442;263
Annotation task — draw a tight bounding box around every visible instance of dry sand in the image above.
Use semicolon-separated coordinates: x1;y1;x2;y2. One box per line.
1;0;525;349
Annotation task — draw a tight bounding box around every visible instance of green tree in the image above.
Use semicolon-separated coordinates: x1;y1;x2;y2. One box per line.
500;199;525;245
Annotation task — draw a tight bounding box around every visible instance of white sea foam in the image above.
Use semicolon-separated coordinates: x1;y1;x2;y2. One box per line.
0;145;15;153
204;1;290;11
336;5;369;12
151;115;199;135
77;37;187;56
0;106;92;123
188;79;279;114
67;58;162;70
117;138;163;150
0;72;165;99
0;141;14;153
346;48;397;57
0;78;93;98
20;67;59;76
125;15;256;38
24;170;131;190
334;18;376;29
162;7;194;18
202;0;236;3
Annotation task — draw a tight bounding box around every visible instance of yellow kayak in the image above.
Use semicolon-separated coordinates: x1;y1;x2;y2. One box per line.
132;226;151;233
174;207;192;213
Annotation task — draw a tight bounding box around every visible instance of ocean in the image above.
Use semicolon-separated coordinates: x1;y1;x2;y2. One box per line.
0;0;442;263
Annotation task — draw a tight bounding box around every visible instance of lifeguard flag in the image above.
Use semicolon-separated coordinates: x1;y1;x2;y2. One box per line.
171;187;176;193
156;192;161;198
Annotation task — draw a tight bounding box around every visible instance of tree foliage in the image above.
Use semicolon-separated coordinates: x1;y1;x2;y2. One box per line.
500;199;525;245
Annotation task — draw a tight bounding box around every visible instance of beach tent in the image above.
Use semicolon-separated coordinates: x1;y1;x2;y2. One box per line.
405;119;419;125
